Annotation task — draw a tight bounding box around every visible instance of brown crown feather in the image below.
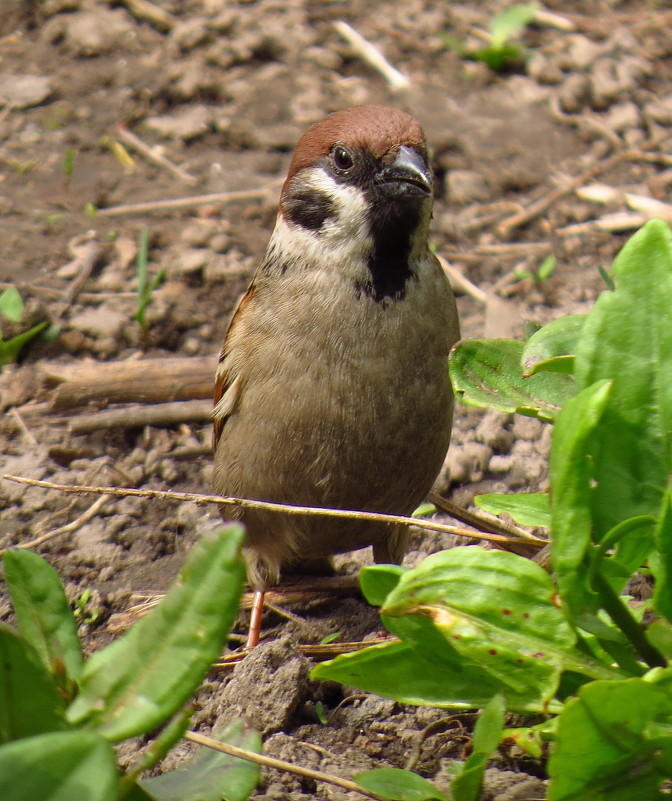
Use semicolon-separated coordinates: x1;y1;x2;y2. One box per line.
281;105;427;199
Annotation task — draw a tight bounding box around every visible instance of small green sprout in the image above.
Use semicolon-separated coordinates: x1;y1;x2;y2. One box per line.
134;228;166;334
319;631;341;645
72;588;101;625
514;254;556;285
443;2;538;72
315;701;329;725
0;286;49;367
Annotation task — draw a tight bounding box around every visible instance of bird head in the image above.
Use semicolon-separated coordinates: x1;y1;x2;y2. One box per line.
267;105;435;302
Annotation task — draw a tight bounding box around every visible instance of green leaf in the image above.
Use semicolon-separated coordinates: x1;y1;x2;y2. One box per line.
647;619;672;660
379;549;605;709
319;632;341;645
355;768;447;801
3;548;83;683
521;315;585;377
537;254;557;282
474;492;550;528
550;380;612;629
0;624;69;743
312;639;508;711
120;707;192;791
548;678;672;800
452;694;506;801
360;564;406;606
0;731;117;801
0;285;24;322
0;320;48;365
471;692;506;754
67;525;246;741
139;720;261;801
317;549;621;715
412;502;437;518
449;339;577;422
490;2;538;46
575;218;672;537
652;488;672;623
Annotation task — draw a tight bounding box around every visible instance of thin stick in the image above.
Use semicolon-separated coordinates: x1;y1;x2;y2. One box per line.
8;408;38;447
427;491;537;541
264;601;323;637
115;125;196;184
2;475;547;549
436;254;488;303
333;21;410;90
184;730;389;801
497;129;672;237
96;183;282;218
0;494;110;555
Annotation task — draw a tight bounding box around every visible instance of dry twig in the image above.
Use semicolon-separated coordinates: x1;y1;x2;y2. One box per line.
184;730;390;801
2;475;547;550
61;400;213;433
115;125;197;184
0;494;110;555
96;184;282;218
497;129;672;237
333;21;410;90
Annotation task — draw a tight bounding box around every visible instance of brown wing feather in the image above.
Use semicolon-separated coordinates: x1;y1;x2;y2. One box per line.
212;282;256;449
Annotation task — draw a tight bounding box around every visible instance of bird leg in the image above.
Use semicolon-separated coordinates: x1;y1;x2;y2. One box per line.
246;589;265;648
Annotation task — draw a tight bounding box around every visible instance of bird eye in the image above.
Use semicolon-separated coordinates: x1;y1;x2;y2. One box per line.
332;145;354;171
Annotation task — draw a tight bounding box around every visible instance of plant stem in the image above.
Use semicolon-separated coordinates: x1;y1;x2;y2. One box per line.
592;572;666;669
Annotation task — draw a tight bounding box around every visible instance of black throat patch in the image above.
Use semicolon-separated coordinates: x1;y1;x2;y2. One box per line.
357;197;422;303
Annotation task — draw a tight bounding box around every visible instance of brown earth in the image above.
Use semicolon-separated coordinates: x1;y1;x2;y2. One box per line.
1;1;672;798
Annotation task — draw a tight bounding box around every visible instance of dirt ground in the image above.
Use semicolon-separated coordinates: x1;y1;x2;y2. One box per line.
2;1;672;798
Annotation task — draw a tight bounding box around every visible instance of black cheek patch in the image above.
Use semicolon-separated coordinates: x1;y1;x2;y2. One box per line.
283;189;335;231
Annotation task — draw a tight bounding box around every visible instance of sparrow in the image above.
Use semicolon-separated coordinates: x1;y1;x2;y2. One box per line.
213;105;460;646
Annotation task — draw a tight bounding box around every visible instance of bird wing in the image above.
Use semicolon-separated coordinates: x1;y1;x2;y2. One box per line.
212;282;256;448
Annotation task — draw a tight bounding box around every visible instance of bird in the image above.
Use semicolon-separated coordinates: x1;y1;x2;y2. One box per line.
213;104;460;647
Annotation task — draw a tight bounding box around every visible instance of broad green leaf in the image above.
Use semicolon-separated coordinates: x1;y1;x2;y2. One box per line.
0;285;24;322
652;489;672;623
550;380;612;629
139;720;261;801
0;624;68;743
0;731;117;801
316;549;619;714
575;218;672;537
451;694;506;801
67;526;246;741
548;678;672;800
3;548;83;683
449;339;576;422
360;564;406;606
521;315;585;377
312;639;512;711
490;2;538;46
355;768;447;801
474;492;550;528
381;548;620;703
647;619;672;660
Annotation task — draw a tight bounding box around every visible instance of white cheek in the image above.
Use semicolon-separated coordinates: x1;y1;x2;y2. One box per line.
271;170;373;273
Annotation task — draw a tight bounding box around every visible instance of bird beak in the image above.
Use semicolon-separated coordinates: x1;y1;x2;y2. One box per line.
377;145;432;196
